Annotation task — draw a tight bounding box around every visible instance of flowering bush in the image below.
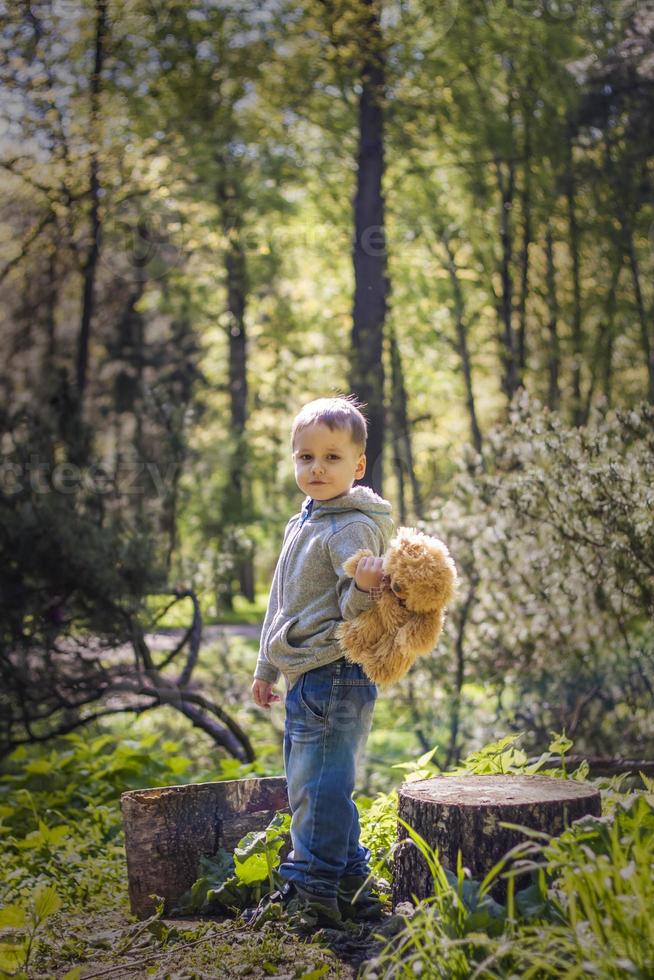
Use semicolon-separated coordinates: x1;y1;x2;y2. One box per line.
425;394;654;756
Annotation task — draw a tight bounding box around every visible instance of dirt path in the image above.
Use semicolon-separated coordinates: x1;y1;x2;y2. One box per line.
146;622;262;649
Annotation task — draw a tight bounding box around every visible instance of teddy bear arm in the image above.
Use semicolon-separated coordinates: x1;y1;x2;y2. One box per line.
342;548;375;579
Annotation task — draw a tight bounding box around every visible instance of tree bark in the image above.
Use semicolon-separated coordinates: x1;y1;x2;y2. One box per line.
563;127;584;425
393;774;601;906
121;776;289;918
76;0;107;410
349;0;387;496
550;756;654;777
443;577;476;769
442;236;483;455
216;167;255;605
624;230;654;403
389;323;423;523
516;97;533;381
496;154;517;405
588;255;622;414
544;222;560;411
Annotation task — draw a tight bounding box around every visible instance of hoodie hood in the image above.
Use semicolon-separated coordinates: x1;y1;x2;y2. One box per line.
304;485;394;541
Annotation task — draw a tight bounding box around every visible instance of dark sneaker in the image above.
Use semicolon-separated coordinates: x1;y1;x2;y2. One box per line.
337;873;385;921
285;882;344;928
247;881;344;930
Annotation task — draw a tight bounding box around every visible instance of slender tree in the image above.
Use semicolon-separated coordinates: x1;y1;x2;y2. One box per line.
348;0;388;494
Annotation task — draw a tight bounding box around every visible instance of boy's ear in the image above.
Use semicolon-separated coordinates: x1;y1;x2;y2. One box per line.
356;453;367;475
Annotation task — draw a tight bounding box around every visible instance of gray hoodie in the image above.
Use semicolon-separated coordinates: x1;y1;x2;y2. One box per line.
254;485;395;691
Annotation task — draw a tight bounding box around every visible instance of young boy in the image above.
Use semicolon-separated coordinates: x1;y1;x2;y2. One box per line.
251;395;394;926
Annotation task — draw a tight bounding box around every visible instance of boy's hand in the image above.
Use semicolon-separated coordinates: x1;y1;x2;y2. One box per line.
354;555;385;592
251;679;281;710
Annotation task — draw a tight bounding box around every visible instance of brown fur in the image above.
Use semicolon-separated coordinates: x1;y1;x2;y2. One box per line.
334;527;457;687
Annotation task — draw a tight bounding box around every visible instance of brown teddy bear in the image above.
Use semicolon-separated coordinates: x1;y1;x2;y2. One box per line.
334;526;457;687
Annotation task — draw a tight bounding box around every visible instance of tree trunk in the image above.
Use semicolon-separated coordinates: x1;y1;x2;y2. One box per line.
443;577;476;769
554;756;654;777
563;128;584;426
588;255;622;414
121;776;289;918
393;774;601;906
349;0;387;496
216;169;255;604
76;0;107;411
516;100;533;381
624;231;654;403
544;222;560;411
443;236;483;455
389;323;423;523
496;155;517;405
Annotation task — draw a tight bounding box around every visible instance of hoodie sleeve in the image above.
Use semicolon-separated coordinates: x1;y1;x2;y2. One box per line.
254;587;281;685
253;518;297;685
327;520;383;622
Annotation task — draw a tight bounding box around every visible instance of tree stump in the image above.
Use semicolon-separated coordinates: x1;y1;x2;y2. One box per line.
121;776;289;918
393;774;601;906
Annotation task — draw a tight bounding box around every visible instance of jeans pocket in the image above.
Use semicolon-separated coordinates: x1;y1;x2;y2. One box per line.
299;669;332;721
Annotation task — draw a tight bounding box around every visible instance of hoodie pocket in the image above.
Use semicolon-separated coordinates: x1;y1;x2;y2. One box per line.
267;615;300;657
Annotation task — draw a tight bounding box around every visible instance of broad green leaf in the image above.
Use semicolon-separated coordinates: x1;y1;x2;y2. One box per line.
234;828;269;859
33;884;61;921
173;850;235;914
0;941;27;971
549;732;573;755
234;852;269;885
25;759;53;775
515;881;547;919
416;746;439;768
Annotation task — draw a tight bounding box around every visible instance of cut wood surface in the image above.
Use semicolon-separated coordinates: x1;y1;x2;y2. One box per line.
393;774;601;906
121;776;289;918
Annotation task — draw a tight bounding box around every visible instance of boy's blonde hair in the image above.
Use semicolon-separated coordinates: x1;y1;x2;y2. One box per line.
291;395;368;455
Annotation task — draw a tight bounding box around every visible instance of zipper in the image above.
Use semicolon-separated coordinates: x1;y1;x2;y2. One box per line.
279;500;312;610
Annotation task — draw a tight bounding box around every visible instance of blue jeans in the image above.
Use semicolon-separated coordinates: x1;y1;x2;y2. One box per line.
279;657;378;898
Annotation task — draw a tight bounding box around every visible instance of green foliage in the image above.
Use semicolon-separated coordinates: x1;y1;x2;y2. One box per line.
363;734;654;980
0;883;62;979
450;732;587;780
0;729;266;975
429;398;654;756
2;727;652;978
391;746;441;782
0;729;219;916
175;811;292;915
358;790;400;883
539;794;654;975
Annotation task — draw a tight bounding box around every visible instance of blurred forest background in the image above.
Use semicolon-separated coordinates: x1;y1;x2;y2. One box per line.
1;0;653;782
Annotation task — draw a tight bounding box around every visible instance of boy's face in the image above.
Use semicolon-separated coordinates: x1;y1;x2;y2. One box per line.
293;422;366;502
